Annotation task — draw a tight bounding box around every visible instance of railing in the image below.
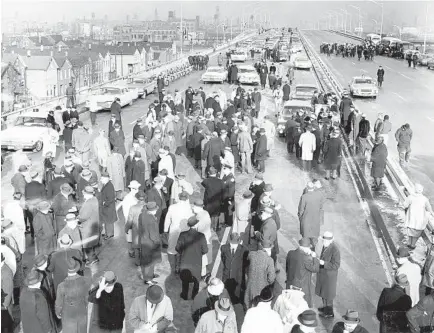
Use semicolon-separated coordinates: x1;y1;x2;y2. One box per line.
1;31;254;122
327;29;365;41
299;31;433;264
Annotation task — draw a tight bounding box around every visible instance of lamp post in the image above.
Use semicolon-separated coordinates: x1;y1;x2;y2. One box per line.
339;9;348;33
327;11;339;30
423;2;429;54
393;25;402;40
349;5;362;36
371;19;378;34
368;0;384;38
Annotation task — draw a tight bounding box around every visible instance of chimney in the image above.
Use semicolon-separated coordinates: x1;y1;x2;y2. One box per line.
40;45;44;52
58;44;61;52
65;51;68;57
88;44;92;50
50;50;53;57
27;50;31;57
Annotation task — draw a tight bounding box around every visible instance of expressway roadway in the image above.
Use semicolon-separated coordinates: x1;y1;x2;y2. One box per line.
2;49;388;333
302;30;434;205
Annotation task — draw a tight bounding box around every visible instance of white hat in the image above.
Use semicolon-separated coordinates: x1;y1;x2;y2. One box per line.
128;180;141;189
207;277;224;296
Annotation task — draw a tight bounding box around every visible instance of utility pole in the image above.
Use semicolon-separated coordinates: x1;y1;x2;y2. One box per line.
180;3;183;56
423;2;428;53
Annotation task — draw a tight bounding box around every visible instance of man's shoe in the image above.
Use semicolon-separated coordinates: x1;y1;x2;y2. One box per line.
319;312;334;319
104;235;114;241
318;307;325;312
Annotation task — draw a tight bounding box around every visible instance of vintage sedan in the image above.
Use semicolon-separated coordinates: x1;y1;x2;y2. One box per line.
2;109;53;151
89;85;137;110
290;84;318;101
201;66;227;83
428;57;434;70
231;50;248;62
293;55;312;70
349;76;378;98
127;77;156;98
276;100;313;136
237;65;260;85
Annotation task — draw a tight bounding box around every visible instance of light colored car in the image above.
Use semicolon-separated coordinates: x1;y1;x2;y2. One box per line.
237;65;260;85
290;84;318;101
277;100;313;136
231;50;248;62
127;78;156;98
291;44;303;54
418;53;434;66
348;76;378;98
201;66;227;83
428;57;434;69
293;55;312;70
89;85;137;110
1;109;52;151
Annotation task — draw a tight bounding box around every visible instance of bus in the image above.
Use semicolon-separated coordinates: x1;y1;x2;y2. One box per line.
366;33;382;45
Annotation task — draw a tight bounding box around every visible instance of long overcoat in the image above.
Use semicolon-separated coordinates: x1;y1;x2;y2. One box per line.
176;228;208;281
164;201;193;255
138;211;162;267
371;142;388;178
203;137;225;169
55;274;89;333
286;248;320;307
33;211;57;256
221;243;249;303
192;132;205;160
230;65;238;82
254;134;268;161
299;132;316;161
125;202;146;248
109;130;126;157
298;191;323;238
51;193;75;234
315;242;341;300
78;197;100;248
201;177;224;217
100;181;117;224
47;248;83;292
323;137;342;170
107;153;125;191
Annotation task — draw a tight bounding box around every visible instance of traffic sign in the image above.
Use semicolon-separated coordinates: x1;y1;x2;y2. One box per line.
354;27;363;32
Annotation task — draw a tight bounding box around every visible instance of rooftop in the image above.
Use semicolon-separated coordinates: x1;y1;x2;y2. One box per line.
22;56;56;71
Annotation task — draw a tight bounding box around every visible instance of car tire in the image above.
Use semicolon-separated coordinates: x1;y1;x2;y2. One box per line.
141;91;147;98
34;141;43;152
373;96;377;99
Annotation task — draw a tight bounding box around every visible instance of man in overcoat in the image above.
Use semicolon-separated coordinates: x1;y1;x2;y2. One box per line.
51;183;75;234
286;237;320;307
138;201;162;284
377;65;385;87
176;216;208;300
201;167;224;231
110;98;122;125
298;182;323;250
254;128;268;173
33;201;56;256
251;87;262;118
55;258;90;333
315;232;341;318
185;86;194;111
203;134;225;172
20;269;58;333
147;176;167;233
109;123;126;157
221;232;249;304
230;64;238;84
100;172;117;240
125;190;146;264
370;136;388;190
78;186;100;266
407;293;434;333
106;147;125;195
255;207;278;264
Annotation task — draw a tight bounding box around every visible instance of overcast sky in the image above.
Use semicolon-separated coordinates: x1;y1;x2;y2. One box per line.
1;1;432;30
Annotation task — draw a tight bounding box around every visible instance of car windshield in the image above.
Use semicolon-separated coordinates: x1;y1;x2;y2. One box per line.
283;106;312;115
133;79;147;84
354;79;373;84
234;51;245;55
239;68;256;74
15;116;47;127
296;87;316;94
102;88;122;94
296;57;309;62
208;67;225;73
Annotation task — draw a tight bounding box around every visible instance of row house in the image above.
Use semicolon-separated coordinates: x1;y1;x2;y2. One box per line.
108;44;147;78
1;62;24;113
22;55;59;100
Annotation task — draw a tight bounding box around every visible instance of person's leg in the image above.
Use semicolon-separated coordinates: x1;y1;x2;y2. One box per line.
192;276;200;299
105;223;114;237
134;248;140;266
405;149;411;163
168;253;176;273
325;169;331;180
398;150;406;167
180;270;191;300
426;286;433;296
246;152;253;173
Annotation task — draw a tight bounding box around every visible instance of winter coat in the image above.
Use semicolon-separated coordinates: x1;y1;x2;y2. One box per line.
254;135;268;161
55;274;90;333
273;289;309;333
203;137;225;169
109;130;126;157
93;136;111;168
106;153;125;192
323;137;342;169
298;191;323;238
241;303;285;333
332;322;369;333
201;177;224;217
195;308;238;333
20;287;58;333
376;285;411;333
397;260;422;306
47;248;83;292
230;65;238;82
164;201;193;255
100;181;117;224
395;127;413;149
124;201;146;248
192;132;205;160
33;211;56;256
51;193;75;233
129;294;174;332
72;128;91;155
404;193;432;231
371;143;388;178
423;244;434;288
78;197;100;248
263;120;276;151
315;243;341;300
176;228;208;281
406;293;434;333
244;249;276;308
358;119;370;138
286;247;320;307
299;132;316;161
339;97;353;121
138;211;162;267
221;243;249;303
131;159;148;190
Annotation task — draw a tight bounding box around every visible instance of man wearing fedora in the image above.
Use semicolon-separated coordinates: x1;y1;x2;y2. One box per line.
47;234;83;292
51;183;75;234
138;202;162;285
242;286;284;333
125;190;147;261
46;167;69;199
176;215;208;300
55;258;90;333
254;128;268;173
233;190;253;237
286;237;320;308
109;123;127;157
33;201;56;256
298;182;323;251
107;146;126;196
129;285;175;332
147;176;167;233
88;271;125;333
78;186;100;266
376;273;412;333
20;269;58;333
315;231;341;319
34;254;55;302
170;171;193;205
331;310;369;333
196;297;238;333
58;213;82;251
396;247;421;306
201;166;224;232
122;180;140;253
100;171;117;240
290;309;318;333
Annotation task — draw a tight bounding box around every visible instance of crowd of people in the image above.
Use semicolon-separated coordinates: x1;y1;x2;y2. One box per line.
2;39;434;333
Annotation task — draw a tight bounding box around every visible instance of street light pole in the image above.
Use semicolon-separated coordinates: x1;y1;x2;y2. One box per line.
369;0;384;37
339;9;348;33
180;3;183;56
371;19;378;34
423;2;429;54
393;25;402;40
349;5;361;35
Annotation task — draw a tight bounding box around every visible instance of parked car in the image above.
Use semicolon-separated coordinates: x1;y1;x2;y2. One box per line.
348;76;378;98
277;99;313;136
1;109;53;151
237;65;261;85
89;85;137;110
290;84;318;101
127;78;156;98
293;55;312;70
428;57;434;70
201;66;227;83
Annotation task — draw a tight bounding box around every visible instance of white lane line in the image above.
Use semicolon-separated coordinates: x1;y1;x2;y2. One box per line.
399;72;414;81
427;116;434;123
360;69;368;73
392;92;407;102
211;226;231;278
351;62;355;65
383;65;392;70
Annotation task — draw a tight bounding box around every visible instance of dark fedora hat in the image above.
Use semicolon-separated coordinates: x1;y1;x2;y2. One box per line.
146;285;164;304
67;258;81;274
214;298;232;316
24;269;43;286
259;286;273;302
103;271;117;285
342;310;361;324
33;254;48;269
297;309;318;328
299;237;311;247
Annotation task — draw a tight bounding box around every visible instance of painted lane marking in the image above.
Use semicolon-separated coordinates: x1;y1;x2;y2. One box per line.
399;73;414;81
427;116;434;123
211;226;231;278
392;92;407;102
